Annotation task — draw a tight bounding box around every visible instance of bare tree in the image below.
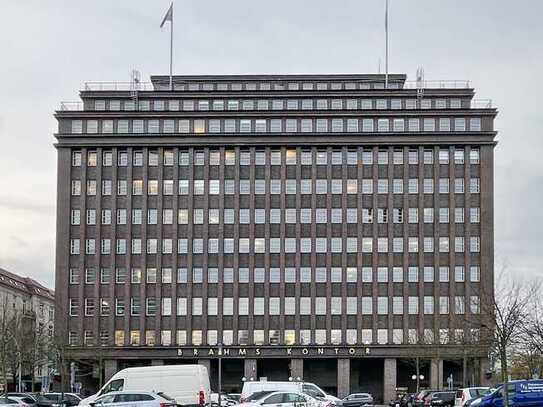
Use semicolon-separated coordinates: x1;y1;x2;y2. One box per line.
478;271;539;407
0;294;22;398
22;320;53;392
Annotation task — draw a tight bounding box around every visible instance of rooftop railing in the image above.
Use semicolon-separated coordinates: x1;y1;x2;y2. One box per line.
59;101;84;111
470;99;494;109
403;80;471;89
83;82;155;91
81;80;474;92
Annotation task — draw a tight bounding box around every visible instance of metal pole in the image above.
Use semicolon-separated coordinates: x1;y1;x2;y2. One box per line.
416;358;420;393
18;354;22;392
218;344;222;407
385;0;389;88
169;3;173;91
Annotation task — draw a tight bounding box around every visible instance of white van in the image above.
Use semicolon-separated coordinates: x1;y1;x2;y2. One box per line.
240;381;341;405
79;365;211;407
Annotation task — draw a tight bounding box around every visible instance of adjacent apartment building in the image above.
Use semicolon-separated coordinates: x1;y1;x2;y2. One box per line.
0;267;55;391
54;74;497;401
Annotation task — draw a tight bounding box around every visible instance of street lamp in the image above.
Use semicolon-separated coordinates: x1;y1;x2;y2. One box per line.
411;374;424;393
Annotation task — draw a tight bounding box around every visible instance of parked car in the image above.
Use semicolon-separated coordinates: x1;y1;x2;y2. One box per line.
227;394;241;403
240;381;340;406
478;380;543;406
389;394;414;407
237;391;328;407
210;394;236;407
1;396;36;403
0;397;32;407
7;398;36;407
454;388;490;407
89;391;175;407
39;393;82;407
429;392;455;407
342;393;373;407
79;364;211;407
413;391;437;407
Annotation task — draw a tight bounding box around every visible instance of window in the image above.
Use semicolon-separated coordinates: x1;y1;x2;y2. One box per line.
423;118;435;132
440;297;449;314
470;178;481;193
470;237;481;252
424;297;434;314
470;149;480;164
407;179;419;194
377;297;388;315
439;118;451;131
393;119;405;132
424;149;434;164
424;267;434;282
470;207;480;223
470;118;482;131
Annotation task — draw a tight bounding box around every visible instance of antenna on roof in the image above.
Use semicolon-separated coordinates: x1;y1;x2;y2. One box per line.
130;69;141;104
416;67;425;105
384;0;389;88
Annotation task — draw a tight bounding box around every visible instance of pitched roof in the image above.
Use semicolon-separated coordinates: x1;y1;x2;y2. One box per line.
0;267;54;300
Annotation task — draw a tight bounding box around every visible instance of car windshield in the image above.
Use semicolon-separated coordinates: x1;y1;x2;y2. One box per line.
247;392;274;402
470;389;488;398
43;395;61;402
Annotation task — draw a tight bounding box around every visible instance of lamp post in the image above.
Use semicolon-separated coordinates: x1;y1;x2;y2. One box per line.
218;343;223;407
411;374;424;393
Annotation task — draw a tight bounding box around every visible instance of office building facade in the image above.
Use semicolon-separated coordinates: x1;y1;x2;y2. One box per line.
55;74;496;401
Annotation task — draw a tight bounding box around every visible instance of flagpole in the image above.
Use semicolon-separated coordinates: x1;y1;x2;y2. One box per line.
385;0;389;89
169;2;173;91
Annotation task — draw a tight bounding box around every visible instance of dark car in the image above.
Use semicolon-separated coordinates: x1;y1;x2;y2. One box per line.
429;392;455;407
342;393;374;407
36;394;81;407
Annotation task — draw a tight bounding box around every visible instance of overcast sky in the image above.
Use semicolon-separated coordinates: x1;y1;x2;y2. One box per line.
0;0;542;289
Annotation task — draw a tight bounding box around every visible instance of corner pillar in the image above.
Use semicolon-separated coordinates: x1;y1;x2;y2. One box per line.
104;360;118;382
244;359;258;381
383;358;397;403
337;359;350;398
431;359;444;390
290;359;304;381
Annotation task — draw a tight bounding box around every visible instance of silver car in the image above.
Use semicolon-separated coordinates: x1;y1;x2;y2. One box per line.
90;392;176;407
238;391;329;407
0;397;31;407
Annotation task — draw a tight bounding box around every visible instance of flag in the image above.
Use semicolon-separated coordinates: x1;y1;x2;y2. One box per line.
160;3;173;28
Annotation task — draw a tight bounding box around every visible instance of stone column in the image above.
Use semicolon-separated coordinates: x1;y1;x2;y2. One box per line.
104;359;118;382
430;359;444;390
151;359;164;366
244;359;258;381
290;359;304;381
383;359;397;403
337;359;350;398
479;358;491;386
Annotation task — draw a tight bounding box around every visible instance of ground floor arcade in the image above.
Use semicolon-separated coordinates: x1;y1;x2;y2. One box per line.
75;353;490;404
